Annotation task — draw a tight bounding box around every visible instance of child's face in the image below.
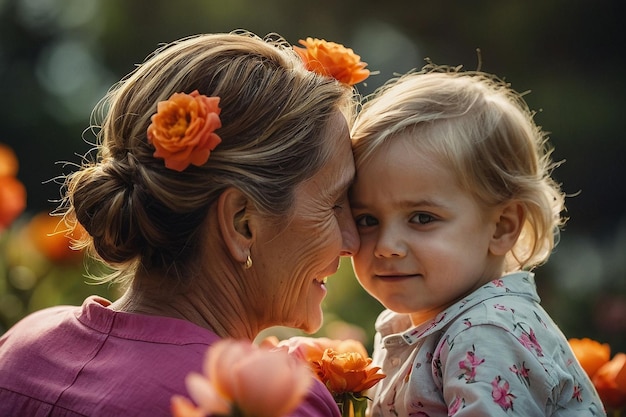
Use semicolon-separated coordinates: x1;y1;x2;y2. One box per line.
350;135;505;325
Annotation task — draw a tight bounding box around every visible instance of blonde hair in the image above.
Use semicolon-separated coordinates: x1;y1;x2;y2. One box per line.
351;65;566;271
60;31;356;284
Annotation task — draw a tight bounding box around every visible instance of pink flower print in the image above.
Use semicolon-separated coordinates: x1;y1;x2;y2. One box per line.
413;313;447;338
493;304;508;311
448;396;465;416
387;386;398;415
572;384;583;402
492;279;505;287
458;349;485;383
491;375;516;411
509;362;531;386
519;328;544;357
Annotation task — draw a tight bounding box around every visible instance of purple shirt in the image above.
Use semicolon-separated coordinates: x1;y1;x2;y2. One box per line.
0;296;340;417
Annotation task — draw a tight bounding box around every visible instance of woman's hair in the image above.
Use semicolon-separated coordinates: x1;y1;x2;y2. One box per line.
351;64;566;271
60;31;356;284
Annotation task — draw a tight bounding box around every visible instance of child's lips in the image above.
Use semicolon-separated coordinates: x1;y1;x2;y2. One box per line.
375;272;420;280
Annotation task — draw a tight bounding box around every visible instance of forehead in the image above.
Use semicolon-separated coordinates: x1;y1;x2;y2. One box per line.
299;113;354;199
361;135;445;176
351;134;461;203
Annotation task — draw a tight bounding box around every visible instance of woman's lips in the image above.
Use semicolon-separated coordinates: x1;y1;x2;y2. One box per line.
314;277;328;285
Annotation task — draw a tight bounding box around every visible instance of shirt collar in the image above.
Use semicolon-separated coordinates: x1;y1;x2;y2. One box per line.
376;271;539;345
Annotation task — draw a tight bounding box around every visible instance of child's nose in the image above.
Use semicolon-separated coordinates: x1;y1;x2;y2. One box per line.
374;227;406;258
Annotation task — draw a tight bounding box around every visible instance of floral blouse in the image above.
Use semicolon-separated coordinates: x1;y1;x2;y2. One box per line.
367;271;606;417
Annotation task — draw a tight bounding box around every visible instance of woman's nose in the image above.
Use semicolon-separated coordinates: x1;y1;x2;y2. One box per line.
339;207;360;257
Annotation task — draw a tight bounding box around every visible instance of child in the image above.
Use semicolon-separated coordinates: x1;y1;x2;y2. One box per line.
349;65;606;416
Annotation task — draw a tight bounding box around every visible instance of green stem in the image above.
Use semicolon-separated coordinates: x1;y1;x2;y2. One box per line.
336;393;369;417
351;394;368;417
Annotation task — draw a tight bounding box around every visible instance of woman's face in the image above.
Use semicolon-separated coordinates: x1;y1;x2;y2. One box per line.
252;111;359;333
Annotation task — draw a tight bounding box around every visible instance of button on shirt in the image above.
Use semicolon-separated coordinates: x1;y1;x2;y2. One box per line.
367;272;606;417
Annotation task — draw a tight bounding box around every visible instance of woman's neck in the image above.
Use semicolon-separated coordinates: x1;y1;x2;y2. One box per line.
110;268;259;340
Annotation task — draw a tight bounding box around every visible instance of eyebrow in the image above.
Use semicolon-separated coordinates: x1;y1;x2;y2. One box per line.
350;197;449;211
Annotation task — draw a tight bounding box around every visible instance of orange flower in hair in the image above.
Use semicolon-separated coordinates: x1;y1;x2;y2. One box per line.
294;38;370;86
147;90;222;172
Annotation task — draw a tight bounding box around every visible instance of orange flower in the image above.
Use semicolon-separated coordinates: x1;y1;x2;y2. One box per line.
176;339;313;417
592;353;626;410
147;90;222;172
171;395;206;417
294;38;370;86
0;176;26;231
267;336;369;364
0;142;19;177
315;348;385;395
24;212;85;262
569;338;611;377
0;143;26;231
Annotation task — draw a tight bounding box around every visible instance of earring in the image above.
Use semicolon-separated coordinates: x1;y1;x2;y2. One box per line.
244;255;253;270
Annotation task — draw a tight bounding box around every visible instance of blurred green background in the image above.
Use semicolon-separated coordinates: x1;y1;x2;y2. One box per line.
1;0;624;353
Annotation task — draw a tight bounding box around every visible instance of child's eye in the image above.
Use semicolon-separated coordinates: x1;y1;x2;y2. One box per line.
354;214;378;227
411;213;436;225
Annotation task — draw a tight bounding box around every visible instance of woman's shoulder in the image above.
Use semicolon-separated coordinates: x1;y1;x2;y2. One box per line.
288;377;341;417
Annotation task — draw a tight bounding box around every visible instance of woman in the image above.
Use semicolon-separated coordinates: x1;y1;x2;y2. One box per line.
0;31;364;416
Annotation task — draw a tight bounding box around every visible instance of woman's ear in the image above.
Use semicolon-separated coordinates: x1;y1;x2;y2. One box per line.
217;187;253;264
489;201;525;256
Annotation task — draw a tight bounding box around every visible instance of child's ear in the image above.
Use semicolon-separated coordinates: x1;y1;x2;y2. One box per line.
489;201;525;256
217;187;253;264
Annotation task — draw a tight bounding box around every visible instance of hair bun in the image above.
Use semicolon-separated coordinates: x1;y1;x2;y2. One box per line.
70;156;145;264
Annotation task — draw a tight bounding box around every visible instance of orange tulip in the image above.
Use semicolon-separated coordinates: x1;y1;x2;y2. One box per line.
569;338;611;378
181;339;313;417
184;372;231;416
170;395;206;417
592;353;626;410
294;38;370;86
315;349;386;395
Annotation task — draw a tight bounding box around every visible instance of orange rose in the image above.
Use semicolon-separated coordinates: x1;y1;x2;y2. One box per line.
569;338;611;377
315;348;385;395
147;90;222;172
294;38;370;86
592;353;626;410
